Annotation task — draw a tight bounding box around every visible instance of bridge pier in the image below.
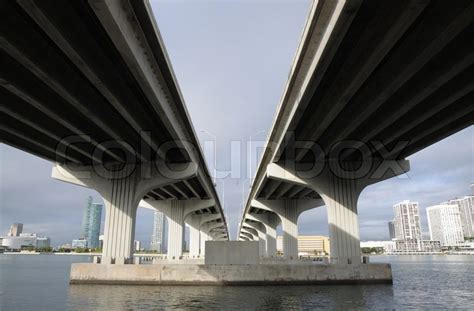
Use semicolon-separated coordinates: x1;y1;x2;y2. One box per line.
251;199;322;260
244;221;267;257
266;159;410;264
245;213;279;258
187;216;201;258
200;231;210;255
142;199;217;259
52;162;198;264
186;213;223;258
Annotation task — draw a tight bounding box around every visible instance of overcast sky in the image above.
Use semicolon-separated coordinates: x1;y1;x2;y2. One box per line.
1;0;472;247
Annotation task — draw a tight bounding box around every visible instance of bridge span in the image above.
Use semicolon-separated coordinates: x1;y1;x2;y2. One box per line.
239;0;473;264
0;0;228;264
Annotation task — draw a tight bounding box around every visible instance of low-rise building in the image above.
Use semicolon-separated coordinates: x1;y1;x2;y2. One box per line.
277;235;330;256
0;234;37;250
360;241;396;253
71;238;88;249
393;239;441;253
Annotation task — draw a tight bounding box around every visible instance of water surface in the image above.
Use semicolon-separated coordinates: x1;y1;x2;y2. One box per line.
1;254;473;310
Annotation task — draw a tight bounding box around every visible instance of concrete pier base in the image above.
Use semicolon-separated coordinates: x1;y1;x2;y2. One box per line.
70;263;392;285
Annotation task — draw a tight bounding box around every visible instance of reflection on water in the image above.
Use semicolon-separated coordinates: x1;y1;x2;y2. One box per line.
68;283;394;310
1;255;474;310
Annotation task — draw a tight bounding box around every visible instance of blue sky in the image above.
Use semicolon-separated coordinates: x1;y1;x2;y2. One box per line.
0;0;472;247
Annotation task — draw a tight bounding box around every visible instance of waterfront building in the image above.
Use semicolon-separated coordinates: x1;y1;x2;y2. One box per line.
393;201;422;241
134;240;141;252
277;235;330;255
36;237;51;248
150;210;167;253
72;238;88;249
360;241;396;253
7;223;23;237
427;204;464;246
80;196;102;249
394;239;441;253
0;234;37;250
444;196;474;238
388;221;396;240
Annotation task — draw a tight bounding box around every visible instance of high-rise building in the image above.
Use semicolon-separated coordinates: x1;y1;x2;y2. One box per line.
427;204;464;246
388;221;396;240
151;210;167;253
393;201;422;241
134;240;141;252
444;196;474;238
80;196;102;249
8;223;23;237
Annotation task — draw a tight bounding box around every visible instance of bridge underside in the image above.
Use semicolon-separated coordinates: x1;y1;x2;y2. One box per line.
241;0;473;262
0;0;228;262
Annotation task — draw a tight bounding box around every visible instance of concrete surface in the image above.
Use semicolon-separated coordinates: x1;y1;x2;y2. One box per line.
205;241;259;265
70;263;392;285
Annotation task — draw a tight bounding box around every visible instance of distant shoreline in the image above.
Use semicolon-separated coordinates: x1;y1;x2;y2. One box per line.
1;252;101;256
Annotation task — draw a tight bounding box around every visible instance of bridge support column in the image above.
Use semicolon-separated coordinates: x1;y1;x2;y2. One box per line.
316;177;363;264
142;199;217;259
265;224;277;258
101;174;138;264
266;159;410;264
245;221;267;257
281;200;299;260
189;222;201;258
250;199;322;260
52;162;198;264
200;231;209;255
185;214;201;258
167;201;185;259
245;213;279;258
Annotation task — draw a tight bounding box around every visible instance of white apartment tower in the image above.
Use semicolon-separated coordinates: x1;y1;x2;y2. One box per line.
150;210;167;253
427;204;464;246
393;201;422;241
444;196;474;238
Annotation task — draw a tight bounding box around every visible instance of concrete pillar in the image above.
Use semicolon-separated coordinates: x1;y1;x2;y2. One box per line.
167;201;185;259
245;213;279;258
312;166;363;265
245;221;267;257
200;231;209;255
141;199;218;259
52;162;200;264
249;199;320;260
189;224;200;258
281;200;298;260
265;225;277;258
265;159;409;265
101;174;138;264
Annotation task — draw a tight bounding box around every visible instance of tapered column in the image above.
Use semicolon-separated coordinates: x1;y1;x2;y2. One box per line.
314;166;363;265
53;161;200;264
189;224;200;258
281;200;298;260
265;224;277;258
250;198;321;261
167;201;185;259
101;173;138;264
200;231;209;255
265;159;410;264
245;221;267;257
